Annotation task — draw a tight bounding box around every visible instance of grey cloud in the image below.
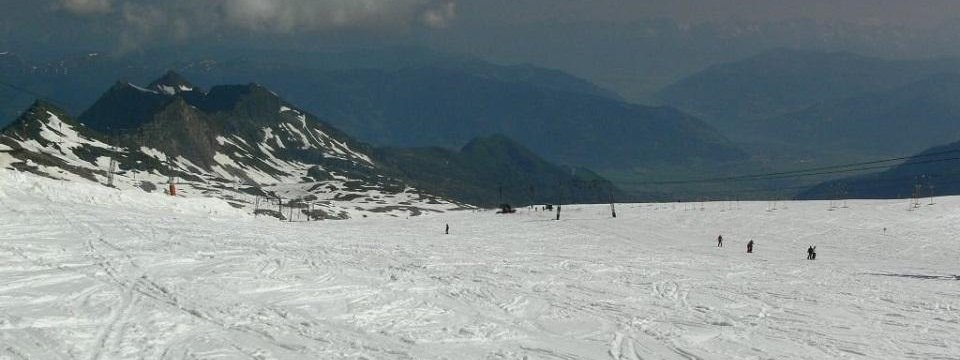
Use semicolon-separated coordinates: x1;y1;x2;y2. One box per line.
51;0;457;51
421;1;456;29
219;0;457;32
116;2;194;53
57;0;113;14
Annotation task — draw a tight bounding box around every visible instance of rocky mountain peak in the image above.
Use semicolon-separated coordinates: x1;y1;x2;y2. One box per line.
148;70;198;95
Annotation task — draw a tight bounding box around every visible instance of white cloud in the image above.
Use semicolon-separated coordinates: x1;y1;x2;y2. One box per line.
421;0;456;29
58;0;113;14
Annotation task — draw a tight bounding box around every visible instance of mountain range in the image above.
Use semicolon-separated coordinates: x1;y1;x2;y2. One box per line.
0;48;747;196
12;47;960;201
0;72;621;217
797;140;960;200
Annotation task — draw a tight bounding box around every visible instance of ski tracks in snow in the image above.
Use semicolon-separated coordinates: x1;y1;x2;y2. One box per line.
3;185;960;358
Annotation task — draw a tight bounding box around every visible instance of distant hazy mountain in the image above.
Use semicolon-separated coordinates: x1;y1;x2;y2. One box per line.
162;52;743;173
282;66;744;172
798;139;960;200
437;18;960;103
755;74;960;158
376;134;623;207
657;49;960;137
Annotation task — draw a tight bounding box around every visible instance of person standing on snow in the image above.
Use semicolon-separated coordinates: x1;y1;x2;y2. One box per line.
717;235;723;247
445;224;450;235
747;240;754;253
807;246;816;260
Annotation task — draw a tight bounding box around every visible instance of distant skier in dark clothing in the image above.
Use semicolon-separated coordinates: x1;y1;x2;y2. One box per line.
445;224;449;235
807;246;817;260
717;235;723;247
747;240;754;253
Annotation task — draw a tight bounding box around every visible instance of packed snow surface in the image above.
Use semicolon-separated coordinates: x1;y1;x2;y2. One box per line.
2;172;960;359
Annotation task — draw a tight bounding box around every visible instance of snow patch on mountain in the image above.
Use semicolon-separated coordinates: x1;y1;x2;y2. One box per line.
3;112;116;173
284;124;314;150
39;112;111;150
128;82;159;94
158;84;176;95
139;146;167;161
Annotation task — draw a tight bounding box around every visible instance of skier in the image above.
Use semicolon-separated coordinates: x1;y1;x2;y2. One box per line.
807;246;816;260
717;235;723;247
445;224;450;235
747;240;754;253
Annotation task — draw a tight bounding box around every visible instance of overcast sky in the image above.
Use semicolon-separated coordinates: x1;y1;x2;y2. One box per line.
461;0;960;27
4;0;960;52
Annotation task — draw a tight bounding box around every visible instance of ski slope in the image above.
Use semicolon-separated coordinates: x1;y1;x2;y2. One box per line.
2;170;960;359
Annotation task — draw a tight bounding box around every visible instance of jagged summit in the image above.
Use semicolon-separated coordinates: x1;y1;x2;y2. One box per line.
148;70;198;95
78;75;248;133
79;80;171;132
200;83;281;114
2;100;86;136
81;73;293;133
3;100;59;133
23;98;63;115
10;73;384;187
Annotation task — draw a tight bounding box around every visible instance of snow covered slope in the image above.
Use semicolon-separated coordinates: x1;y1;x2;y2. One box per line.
2;169;959;359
